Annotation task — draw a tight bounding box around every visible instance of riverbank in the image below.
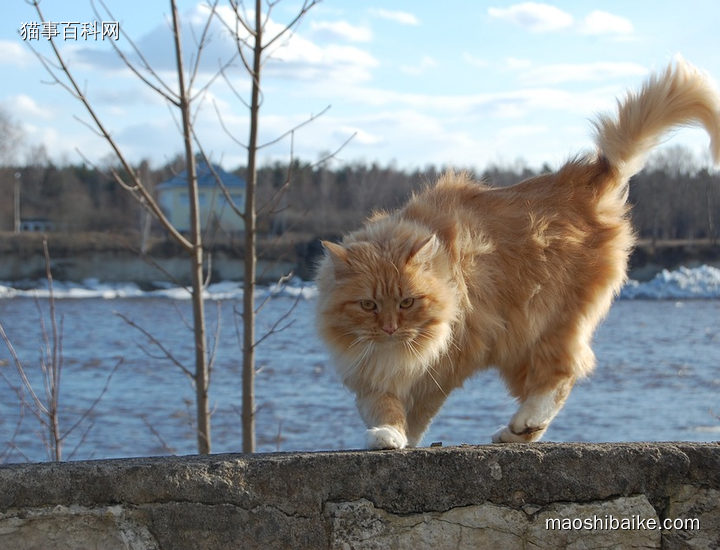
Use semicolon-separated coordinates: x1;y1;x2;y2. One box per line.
0;231;299;285
1;231;719;284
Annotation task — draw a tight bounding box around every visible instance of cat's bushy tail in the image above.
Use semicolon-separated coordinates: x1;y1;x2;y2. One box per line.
593;57;720;186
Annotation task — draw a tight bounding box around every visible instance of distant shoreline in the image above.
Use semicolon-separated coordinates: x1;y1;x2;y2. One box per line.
0;231;718;284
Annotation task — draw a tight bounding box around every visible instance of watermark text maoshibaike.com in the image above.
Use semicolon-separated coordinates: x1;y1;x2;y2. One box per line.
546;515;700;531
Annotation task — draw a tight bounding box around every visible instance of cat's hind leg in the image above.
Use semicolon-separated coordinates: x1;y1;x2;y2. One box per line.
492;339;591;443
491;378;573;443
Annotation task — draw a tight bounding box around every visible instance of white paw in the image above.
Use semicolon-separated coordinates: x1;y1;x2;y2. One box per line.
366;425;407;450
492;426;525;443
491;424;546;443
492;390;559;443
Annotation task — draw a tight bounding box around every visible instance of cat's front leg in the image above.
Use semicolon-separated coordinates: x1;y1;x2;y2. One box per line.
366;425;407;449
356;392;408;450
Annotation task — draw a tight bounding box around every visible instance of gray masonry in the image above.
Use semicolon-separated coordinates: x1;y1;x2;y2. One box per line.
1;442;718;549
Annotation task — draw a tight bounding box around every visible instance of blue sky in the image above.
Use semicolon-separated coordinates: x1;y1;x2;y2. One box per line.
3;1;720;171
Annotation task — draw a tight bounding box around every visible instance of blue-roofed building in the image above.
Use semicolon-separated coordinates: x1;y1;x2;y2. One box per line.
156;162;245;233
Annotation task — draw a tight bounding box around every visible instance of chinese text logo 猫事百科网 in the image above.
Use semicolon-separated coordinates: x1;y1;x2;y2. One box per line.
19;21;119;41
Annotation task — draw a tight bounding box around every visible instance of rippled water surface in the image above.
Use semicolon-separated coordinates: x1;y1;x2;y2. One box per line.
1;293;718;463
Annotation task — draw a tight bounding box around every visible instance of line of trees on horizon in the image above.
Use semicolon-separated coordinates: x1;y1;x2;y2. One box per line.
1;143;718;246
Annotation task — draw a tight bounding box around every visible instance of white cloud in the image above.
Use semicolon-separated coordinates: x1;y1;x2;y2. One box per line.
69;4;378;87
400;56;437;76
497;124;547;138
488;4;635;38
463;53;489;69
580;11;634;36
2;94;53;119
338;126;382;145
0;40;34;67
505;57;533;70
518;61;648;85
368;8;420;26
266;40;379;83
488;3;573;32
311;20;372;43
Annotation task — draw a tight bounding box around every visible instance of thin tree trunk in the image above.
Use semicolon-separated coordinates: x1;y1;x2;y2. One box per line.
44;238;63;461
171;0;210;454
707;177;716;244
242;0;263;454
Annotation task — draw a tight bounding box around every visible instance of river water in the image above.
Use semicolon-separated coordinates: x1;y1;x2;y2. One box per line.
0;267;718;463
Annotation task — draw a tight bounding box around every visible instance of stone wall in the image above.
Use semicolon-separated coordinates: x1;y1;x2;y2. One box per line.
0;442;718;549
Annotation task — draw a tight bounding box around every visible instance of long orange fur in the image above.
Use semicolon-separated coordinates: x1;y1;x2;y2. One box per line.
315;58;720;449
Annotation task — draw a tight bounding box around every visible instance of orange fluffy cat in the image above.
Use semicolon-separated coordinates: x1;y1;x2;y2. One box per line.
316;58;720;449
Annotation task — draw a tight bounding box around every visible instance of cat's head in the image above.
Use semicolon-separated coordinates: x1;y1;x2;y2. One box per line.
316;219;458;389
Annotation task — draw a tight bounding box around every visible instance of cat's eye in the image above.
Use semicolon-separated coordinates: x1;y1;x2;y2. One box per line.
359;300;377;311
399;297;415;309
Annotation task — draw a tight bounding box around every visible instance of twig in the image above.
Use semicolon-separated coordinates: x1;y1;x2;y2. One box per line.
262;0;319;54
93;0;180;104
61;358;123;442
0;369;28;463
193;133;245;220
140;414;176;455
219;63;251;109
257;105;332;151
252;296;299;350
207;301;222;379
312;131;358;168
212;98;248;149
114;312;195;381
0;322;50;420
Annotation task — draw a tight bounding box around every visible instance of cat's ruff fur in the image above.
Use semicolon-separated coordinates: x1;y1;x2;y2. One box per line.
315;58;720;449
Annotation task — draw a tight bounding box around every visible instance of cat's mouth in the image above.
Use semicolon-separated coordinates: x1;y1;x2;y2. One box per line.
376;332;403;342
375;330;416;345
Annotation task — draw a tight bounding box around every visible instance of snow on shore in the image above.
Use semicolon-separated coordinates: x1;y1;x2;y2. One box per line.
1;266;719;301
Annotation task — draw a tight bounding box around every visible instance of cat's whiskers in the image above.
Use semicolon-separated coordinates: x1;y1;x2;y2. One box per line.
403;339;447;397
443;333;462;354
426;366;447;397
352;340;375;371
347;335;367;350
415;325;456;357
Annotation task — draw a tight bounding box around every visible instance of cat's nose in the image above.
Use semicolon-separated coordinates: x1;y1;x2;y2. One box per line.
382;324;397;335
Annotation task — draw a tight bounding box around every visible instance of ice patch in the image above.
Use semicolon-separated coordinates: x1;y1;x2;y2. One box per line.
620;265;720;300
267;277;317;300
1;265;719;301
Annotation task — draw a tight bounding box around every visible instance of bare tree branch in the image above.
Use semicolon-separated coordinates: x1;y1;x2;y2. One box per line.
207;301;223;379
188;0;219;89
28;0;194;252
61;357;123;441
312;130;357;167
0;239;122;461
140;414;177;454
257;104;331;150
115;312;195;382
0;323;50;419
93;0;180;104
219;64;251;109
228;0;257;38
212;98;249;149
262;0;319;53
192;137;245;220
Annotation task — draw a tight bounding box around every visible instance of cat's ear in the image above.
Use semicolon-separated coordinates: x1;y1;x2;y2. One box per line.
406;234;439;265
321;240;350;271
